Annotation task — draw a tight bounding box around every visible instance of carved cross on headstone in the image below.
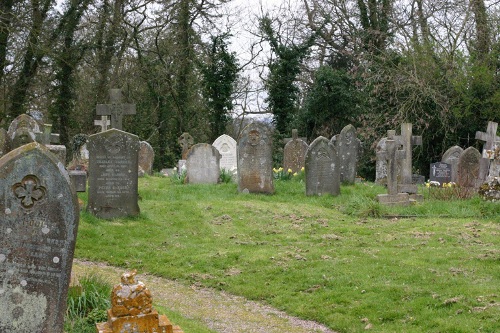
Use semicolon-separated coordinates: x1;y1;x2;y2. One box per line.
96;89;136;130
178;132;194;159
94;116;111;132
393;123;422;193
36;124;60;145
475;121;500;182
377;130;406;195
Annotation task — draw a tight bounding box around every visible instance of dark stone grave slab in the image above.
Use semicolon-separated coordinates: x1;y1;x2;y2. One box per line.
429;162;452;184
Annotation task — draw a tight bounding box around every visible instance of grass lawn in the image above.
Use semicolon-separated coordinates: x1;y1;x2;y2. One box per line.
74;176;500;333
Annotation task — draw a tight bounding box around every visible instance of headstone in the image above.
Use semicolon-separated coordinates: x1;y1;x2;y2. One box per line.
7;114;43;149
394;123;422;194
96;270;184;333
482;139;500;181
36;124;60;145
376;130;410;206
375;137;388;184
186;143;221;184
212;134;237;172
442;146;463;182
429;162;452;184
69;170;87;192
336;124;362;184
305;136;340;196
475;121;500;183
456;147;482;189
0;128;10;158
96;89;137;130
0;142;79;332
87;129;140;219
412;174;426;185
177;160;187;174
94;116;111;132
237;122;274;194
178;132;194;160
138;141;154;176
283;129;308;174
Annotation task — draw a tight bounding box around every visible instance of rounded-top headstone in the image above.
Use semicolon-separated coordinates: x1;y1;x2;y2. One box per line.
7;114;44;149
457;147;482;189
213;134;237;172
0;142;79;332
336;124;361;184
283;132;308;174
186;143;221;184
305;136;340;196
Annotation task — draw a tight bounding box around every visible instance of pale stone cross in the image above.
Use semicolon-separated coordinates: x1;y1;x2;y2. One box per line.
94;116;111;132
393;123;422;193
96;89;136;130
284;129;307;144
36;124;60;145
377;130;406;195
475;121;500;181
178;132;194;159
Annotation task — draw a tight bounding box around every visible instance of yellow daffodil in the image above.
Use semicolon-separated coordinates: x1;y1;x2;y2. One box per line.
287;168;292;173
293;172;298;176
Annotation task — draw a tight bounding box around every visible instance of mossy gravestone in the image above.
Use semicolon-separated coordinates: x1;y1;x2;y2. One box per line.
87;129;140;219
305;136;340;196
0;143;79;333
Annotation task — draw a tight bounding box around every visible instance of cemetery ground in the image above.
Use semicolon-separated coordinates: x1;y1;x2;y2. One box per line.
70;175;500;333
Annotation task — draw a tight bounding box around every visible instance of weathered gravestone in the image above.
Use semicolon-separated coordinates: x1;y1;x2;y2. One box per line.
0;142;79;332
336;124;362;184
178;132;194;160
375;137;388;184
305;136;340;196
7;114;43;149
96;89;136;131
457;147;482;189
283;129;308;174
212;134;237;172
138;141;155;176
442;146;463;183
429;162;452;184
87;129;140;219
186;143;221;184
475;121;500;183
376;130;410;206
0;128;10;158
394;123;422;195
237;122;274;194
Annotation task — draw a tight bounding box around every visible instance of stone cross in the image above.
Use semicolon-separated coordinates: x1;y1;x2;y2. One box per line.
178;132;194;159
475;121;500;182
393;123;422;193
283;129;307;145
36;124;60;145
96;89;136;130
94;116;111;132
377;130;406;195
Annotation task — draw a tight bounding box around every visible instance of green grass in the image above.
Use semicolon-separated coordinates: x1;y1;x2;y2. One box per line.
74;176;500;333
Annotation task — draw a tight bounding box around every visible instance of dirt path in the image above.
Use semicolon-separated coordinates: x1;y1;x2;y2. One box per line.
72;259;338;333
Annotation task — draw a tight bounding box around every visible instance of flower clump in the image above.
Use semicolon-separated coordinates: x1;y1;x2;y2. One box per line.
273;166;305;181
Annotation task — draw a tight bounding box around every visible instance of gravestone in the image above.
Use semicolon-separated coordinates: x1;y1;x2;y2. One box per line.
7;114;43;149
305;136;340;196
213;134;237;172
336;124;361;184
0;142;79;332
94;116;111;132
237;122;274;194
178;132;194;160
283;129;308;174
376;130;410;205
375;137;388;184
442;146;463;182
457;147;482;189
69;170;87;192
138;141;154;176
0;128;10;158
96;89;136;130
481;139;500;181
39;124;66;165
87;129;140;219
186;143;221;184
429;162;452;184
394;123;422;194
475;121;500;183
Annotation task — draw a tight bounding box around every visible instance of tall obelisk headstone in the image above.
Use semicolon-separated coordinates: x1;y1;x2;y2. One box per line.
0;143;79;332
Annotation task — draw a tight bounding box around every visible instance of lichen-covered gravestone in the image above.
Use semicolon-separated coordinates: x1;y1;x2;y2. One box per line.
442;146;463;183
7;114;43;149
186;143;221;184
237;122;274;194
87;129;140;219
305;136;340;196
375;137;388;185
0;128;10;158
0;143;79;333
213;134;237;172
457;147;482;190
138;141;154;176
336;124;361;184
283;129;308;174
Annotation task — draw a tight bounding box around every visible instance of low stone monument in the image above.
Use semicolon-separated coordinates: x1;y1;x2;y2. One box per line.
442;146;463;183
186;143;221;184
283;129;308;174
213;134;237;172
336;124;362;184
305;136;340;196
138;141;155;176
0;142;79;332
87;129;140;219
237;122;274;194
96;270;183;333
